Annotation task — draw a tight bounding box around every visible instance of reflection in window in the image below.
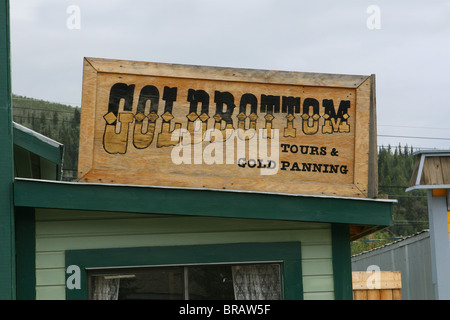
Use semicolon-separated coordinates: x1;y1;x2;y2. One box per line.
88;263;281;300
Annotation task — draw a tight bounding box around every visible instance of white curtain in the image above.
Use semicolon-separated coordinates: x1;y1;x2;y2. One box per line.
92;277;120;300
232;264;281;300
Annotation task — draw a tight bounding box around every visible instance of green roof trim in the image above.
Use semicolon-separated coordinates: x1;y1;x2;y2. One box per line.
13;122;64;166
14;178;395;226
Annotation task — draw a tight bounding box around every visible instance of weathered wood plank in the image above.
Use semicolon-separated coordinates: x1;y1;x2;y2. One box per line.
352;271;401;290
367;289;380;300
86;57;368;88
77;58;97;179
380;289;393;300
421;157;444;185
353;290;368;300
368;74;378;198
354;77;371;196
440;157;450;184
392;289;402;300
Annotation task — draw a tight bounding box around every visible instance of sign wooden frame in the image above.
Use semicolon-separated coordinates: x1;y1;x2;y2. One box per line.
78;57;377;198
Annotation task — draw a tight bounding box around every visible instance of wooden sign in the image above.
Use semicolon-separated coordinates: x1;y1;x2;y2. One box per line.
78;57;377;198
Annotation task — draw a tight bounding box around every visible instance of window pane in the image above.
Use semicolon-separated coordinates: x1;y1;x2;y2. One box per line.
118;267;184;300
188;265;234;300
89;262;282;300
89;267;184;300
91;276;120;300
232;264;282;300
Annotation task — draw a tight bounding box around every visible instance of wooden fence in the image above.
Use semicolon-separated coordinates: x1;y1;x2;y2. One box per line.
352;271;402;300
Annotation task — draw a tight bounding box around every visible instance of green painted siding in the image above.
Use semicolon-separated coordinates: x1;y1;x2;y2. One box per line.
35;209;334;300
0;0;15;300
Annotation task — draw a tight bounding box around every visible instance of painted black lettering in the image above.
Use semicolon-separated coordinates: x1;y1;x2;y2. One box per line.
322;99;350;119
239;93;258;114
322;99;351;133
281;144;290;153
162;86;177;113
136;85;159;115
282;96;300;114
133;85;160;149
302;98;320;135
281;161;290;170
157;86;181;148
103;83;135;154
237;158;246;168
291;162;301;171
187;89;209;114
340;165;349;174
329;165;338;173
303;98;319;115
214;91;236;124
267;160;276;169
248;159;256;168
302;163;312;172
300;145;309;154
107;83;135;123
290;144;298;153
260;94;280;114
310;146;319;155
257;159;266;168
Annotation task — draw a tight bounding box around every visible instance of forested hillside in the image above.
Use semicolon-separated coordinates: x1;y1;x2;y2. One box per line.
12;94;430;254
12;94;80;181
351;146;429;255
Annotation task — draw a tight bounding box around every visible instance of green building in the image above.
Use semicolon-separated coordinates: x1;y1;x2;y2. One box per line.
10;127;394;300
8;122;395;300
1;0;394;300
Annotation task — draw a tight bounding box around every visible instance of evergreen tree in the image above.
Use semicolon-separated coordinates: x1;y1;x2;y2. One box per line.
352;145;429;255
12;94;80;181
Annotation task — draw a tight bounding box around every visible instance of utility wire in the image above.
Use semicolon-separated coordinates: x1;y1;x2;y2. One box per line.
378;134;450;141
379;124;450;131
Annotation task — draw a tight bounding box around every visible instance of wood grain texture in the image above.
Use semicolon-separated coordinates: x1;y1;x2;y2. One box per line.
352;271;401;290
368;74;378;197
78;57;377;198
409;154;450;188
440;158;450;183
352;271;402;300
77;59;97;178
354;77;371;196
85;57;368;88
421;157;445;185
423;157;444;185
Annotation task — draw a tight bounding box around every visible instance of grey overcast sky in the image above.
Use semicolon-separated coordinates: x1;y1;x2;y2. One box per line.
9;0;450;150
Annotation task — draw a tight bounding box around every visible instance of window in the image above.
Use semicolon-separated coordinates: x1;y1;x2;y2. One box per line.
88;263;282;300
66;242;303;300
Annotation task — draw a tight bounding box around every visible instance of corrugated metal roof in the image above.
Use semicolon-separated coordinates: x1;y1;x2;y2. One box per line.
352;229;429;258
